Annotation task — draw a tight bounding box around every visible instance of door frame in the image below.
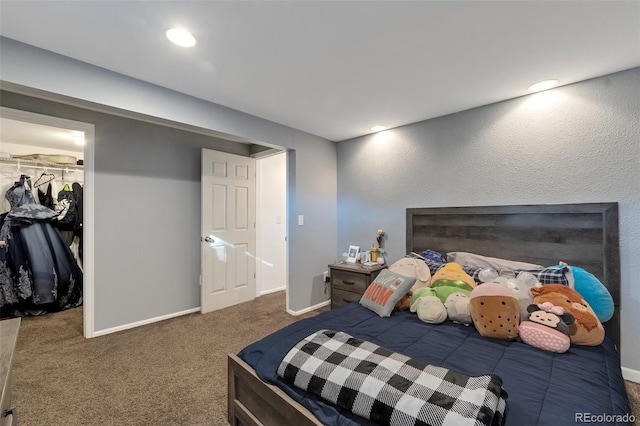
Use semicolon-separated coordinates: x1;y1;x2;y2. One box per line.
0;106;96;338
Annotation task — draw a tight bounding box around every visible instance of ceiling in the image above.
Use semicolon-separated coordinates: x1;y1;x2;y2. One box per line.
0;1;639;142
0;117;85;153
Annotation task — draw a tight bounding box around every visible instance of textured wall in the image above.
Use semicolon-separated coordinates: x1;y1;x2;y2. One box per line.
336;68;640;373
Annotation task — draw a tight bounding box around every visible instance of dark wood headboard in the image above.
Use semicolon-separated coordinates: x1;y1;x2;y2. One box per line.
406;203;621;350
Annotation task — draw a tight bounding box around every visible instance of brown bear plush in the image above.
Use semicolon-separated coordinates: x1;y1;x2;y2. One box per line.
530;284;604;346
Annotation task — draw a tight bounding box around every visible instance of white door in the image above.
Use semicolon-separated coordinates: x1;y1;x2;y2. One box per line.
201;149;256;313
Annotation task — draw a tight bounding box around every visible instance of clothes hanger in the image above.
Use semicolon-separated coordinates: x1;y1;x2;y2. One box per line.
34;171;56;188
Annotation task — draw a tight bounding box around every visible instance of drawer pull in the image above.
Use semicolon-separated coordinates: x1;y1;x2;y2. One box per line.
341;280;355;285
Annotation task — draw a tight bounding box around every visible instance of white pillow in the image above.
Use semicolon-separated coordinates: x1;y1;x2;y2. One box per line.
446;251;544;271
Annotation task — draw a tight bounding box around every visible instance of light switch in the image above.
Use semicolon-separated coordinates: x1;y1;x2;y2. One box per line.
298;215;304;226
276;215;281;224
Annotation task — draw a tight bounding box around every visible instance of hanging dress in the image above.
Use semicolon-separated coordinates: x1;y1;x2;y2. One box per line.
0;175;82;316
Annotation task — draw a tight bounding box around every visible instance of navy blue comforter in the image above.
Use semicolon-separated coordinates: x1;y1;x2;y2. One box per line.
238;302;632;426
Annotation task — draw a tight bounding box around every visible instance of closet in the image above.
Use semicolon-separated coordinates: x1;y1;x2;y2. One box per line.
0;132;85;318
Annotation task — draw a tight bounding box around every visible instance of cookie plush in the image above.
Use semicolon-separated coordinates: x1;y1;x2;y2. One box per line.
469;282;520;340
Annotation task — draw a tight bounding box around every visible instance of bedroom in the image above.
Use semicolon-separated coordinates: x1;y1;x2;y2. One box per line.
0;1;639;425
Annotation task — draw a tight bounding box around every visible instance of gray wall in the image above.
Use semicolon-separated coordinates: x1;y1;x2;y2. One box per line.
336;68;640;372
0;90;252;329
1;37;337;327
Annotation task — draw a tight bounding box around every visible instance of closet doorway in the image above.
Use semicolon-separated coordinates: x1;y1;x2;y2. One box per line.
0;107;95;338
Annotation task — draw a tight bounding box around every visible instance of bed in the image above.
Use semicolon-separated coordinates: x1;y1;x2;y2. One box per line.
228;203;630;426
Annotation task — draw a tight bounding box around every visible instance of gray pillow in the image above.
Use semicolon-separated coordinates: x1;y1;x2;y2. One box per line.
359;269;416;317
447;251;544;271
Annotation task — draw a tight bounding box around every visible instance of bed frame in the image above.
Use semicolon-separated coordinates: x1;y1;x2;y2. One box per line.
228;203;621;426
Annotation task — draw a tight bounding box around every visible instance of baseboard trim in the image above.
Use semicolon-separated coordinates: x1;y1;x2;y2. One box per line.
286;300;330;316
93;307;201;337
260;286;286;296
622;367;640;384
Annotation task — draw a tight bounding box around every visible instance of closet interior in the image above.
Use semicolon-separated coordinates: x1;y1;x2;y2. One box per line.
1;120;85;319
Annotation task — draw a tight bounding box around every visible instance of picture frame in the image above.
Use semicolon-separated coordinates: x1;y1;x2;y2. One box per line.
346;245;360;263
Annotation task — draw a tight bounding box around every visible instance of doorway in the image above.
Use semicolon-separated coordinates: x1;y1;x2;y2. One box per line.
0;106;95;337
255;151;288;297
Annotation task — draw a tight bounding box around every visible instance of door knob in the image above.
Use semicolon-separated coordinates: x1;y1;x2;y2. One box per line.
204;236;215;243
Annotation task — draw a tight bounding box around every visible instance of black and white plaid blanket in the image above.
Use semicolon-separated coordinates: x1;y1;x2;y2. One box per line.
277;330;507;426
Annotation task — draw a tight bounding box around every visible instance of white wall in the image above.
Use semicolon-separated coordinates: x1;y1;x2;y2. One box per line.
336;68;640;375
256;152;287;295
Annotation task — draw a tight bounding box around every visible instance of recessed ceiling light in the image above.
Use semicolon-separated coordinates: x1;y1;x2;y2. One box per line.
370;125;387;132
166;28;196;48
527;79;559;92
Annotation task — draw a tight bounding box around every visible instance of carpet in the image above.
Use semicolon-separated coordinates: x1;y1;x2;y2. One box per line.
11;291;326;426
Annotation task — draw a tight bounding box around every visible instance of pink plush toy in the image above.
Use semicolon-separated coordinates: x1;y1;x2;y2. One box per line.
519;302;575;353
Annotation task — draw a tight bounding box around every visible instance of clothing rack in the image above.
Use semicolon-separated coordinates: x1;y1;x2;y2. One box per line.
0;158;83;177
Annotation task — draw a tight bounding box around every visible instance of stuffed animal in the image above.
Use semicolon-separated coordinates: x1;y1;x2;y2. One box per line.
409;289;447;323
519;302;575;353
469;282;520;340
478;268;538;321
554;262;614;323
394;290;413;311
444;292;472;324
530;284;604;346
431;262;477;291
389;258;431;292
408;263;475;325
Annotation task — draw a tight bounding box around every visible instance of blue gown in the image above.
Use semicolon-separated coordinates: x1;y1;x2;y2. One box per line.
0;175;82;316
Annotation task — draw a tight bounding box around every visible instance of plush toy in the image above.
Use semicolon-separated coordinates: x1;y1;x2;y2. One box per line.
394;290;413;311
408;263;475;325
530;284;604;346
553;262;614;323
519;302;575;353
469;282;520;340
444;292;472;324
409;289;448;323
389;258;431;292
478;268;538;321
431;262;477;291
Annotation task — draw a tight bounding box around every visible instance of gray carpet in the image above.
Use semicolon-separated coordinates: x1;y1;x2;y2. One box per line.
11;293;640;425
12;291;326;426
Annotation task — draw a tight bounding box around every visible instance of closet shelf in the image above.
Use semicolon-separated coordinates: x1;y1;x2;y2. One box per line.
0;158;83;173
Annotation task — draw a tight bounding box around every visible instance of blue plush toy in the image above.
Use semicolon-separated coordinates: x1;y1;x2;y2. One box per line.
549;263;614;323
570;265;614;323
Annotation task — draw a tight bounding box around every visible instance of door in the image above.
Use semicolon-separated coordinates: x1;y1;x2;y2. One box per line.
201;148;256;313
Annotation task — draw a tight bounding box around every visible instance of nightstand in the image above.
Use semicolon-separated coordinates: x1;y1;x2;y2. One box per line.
329;262;386;309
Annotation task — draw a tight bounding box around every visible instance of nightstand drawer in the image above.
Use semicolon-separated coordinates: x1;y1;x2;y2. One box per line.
331;288;363;308
331;269;368;294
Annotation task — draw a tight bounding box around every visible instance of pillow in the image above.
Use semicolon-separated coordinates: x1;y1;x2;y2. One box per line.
359;269;416;317
420;249;447;263
533;265;571;286
447;251;544;271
